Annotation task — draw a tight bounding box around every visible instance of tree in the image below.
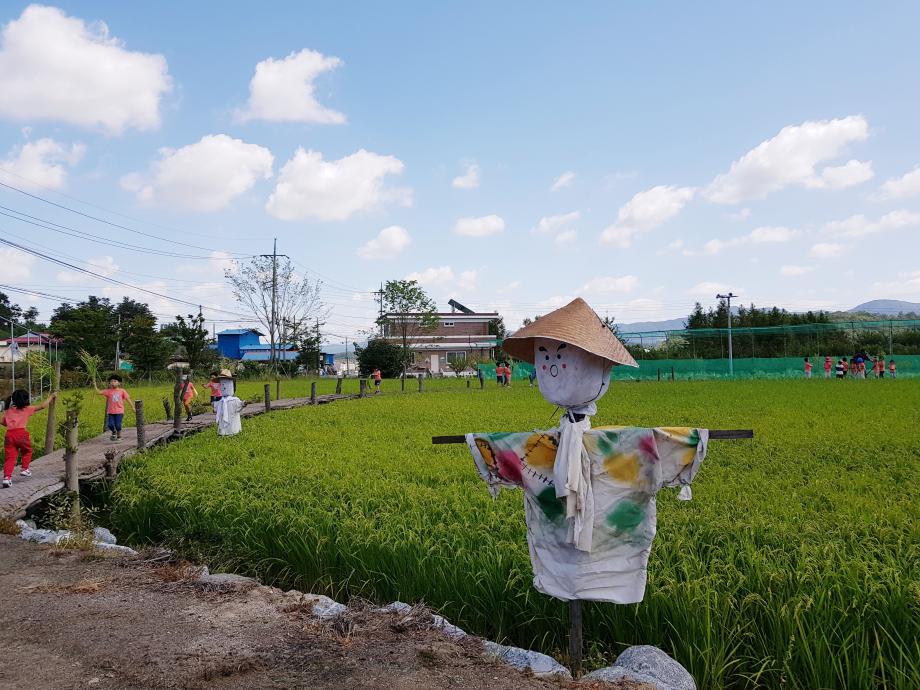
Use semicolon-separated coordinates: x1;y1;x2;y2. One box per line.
488;317;507;339
355;339;406;378
376;280;439;375
172;313;215;371
295;320;323;373
123;314;172;380
49;296;116;367
225;256;323;372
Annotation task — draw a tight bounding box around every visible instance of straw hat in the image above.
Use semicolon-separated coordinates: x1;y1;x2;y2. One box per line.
502;298;638;367
218;368;235;379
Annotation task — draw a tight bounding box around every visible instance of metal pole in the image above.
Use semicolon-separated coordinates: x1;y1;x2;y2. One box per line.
9;319;14;388
270;238;277;373
717;292;736;376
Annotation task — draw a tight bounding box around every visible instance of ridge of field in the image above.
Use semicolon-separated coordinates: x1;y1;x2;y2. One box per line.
109;380;920;689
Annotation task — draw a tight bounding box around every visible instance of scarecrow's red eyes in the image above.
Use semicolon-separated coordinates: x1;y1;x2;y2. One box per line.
562;363;567;369
542;365;546;370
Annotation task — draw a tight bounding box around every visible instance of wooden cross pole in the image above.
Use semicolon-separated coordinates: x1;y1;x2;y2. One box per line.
431;427;754;677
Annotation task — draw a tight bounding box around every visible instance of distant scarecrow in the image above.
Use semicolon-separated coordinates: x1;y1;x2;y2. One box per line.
215;369;245;437
466;298;709;604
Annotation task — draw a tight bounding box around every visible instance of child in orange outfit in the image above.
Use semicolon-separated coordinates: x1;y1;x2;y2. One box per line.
889;359;896;379
94;374;133;441
804;357;813;379
181;375;198;421
2;389;56;488
823;355;832;379
205;372;222;412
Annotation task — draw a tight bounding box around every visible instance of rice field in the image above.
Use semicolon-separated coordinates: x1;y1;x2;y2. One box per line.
108;379;919;689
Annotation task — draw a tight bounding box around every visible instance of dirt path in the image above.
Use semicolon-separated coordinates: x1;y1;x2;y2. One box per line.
0;536;641;689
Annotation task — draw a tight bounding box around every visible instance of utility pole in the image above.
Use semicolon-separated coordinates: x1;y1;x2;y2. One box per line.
270;238;278;372
373;282;385;335
115;312;122;371
345;338;349;376
716;292;737;376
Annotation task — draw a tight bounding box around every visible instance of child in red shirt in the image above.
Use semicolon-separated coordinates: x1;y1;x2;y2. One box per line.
823;355;832;379
804;357;813;379
95;374;133;441
2;389;56;488
181;375;198;421
205;372;222;412
889;359;897;379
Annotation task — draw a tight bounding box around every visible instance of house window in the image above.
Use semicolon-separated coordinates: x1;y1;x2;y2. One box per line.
443;321;455;327
447;351;466;363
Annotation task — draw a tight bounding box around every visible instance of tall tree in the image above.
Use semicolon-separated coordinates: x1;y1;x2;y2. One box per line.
49;296;116;367
123;314;172;380
172;313;215;371
295;320;323;373
376;280;439;375
225;256;323;371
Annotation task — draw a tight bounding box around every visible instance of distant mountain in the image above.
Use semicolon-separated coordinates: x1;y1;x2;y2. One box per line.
848;299;920;316
617;317;686;333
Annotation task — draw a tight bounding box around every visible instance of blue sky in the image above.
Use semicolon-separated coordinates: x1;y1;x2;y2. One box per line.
1;2;919;343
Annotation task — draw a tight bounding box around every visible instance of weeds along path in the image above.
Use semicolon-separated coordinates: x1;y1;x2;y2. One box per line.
109;380;920;689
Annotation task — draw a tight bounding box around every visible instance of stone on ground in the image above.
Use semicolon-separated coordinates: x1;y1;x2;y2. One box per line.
584;645;695;690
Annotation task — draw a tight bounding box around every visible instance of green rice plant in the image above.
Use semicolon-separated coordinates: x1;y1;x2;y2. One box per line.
107;379;920;689
77;349;103;385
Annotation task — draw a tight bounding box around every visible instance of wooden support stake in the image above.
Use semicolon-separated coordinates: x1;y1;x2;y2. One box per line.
657;368;661;382
172;368;184;431
44;360;61;455
401;374;406;392
311;382;317;404
359;379;367;397
104;449;117;479
479;375;484;390
63;409;80;521
135;400;146;449
264;383;271;412
467;379;471;388
276;378;281;402
335;377;343;395
671;366;675;382
568;600;583;678
418;376;424;393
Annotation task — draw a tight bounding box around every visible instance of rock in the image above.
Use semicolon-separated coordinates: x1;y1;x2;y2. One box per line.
197;571;258;588
482;640;572;680
93;527;117;544
585;645;695;690
431;614;467;640
94;543;137;555
381;601;412;613
16;521;71;545
303;594;348;619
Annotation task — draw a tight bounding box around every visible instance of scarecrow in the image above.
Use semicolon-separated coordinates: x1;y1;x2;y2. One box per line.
214;369;245;437
465;298;710;604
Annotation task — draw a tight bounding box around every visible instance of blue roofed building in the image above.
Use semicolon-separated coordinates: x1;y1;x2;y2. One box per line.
240;343;299;362
216;328;264;359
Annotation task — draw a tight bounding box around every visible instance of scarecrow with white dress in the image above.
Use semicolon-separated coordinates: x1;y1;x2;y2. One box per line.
214;369;245;437
465;298;709;604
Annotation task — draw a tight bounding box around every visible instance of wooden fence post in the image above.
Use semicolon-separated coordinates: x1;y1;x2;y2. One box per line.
568;600;583;678
275;378;280;401
335;377;342;395
311;382;317;404
401;374;406;392
480;375;484;389
104;449;117;479
43;360;61;455
671;366;675;381
63;409;80;522
467;379;471;388
172;368;183;431
264;383;271;412
359;379;367;397
135;400;145;450
418;376;424;392
657;368;661;382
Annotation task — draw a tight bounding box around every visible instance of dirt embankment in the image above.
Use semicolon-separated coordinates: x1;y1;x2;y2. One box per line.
0;536;641;690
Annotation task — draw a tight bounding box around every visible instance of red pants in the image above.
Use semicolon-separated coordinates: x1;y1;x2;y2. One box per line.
3;428;32;479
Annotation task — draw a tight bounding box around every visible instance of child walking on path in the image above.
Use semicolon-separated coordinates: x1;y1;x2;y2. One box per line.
94;375;133;441
181;375;198;421
206;372;222;412
2;389;56;488
804;357;813;379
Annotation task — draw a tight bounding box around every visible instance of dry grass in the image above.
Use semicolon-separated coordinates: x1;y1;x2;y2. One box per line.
0;516;21;535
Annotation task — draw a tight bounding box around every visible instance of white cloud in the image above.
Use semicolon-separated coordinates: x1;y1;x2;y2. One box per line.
453;214;504;237
458;270;478;290
208;250;236;275
122;134;273;212
238;48;344;124
600;185;695;247
406;266;455;287
56;255;119;283
0;5;171;134
687;281;733;297
810;242;846;258
871;270;920;298
823;210;920;238
451;163;480;189
0;138;85;189
579;275;639;294
554;229;577;246
780;265;815;277
356;225;411;259
0;246;35;281
814;159;874;189
266;148;409;221
532;211;579;235
726;207;752;222
550;171;575;191
701;225;798;255
875;166;920;200
704;115;869;204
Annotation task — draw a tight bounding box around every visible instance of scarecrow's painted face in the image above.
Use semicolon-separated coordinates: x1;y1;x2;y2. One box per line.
533;338;611;408
219;377;235;397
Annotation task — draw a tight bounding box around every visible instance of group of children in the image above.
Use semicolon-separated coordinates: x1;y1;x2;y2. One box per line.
804;355;897;379
495;362;513;386
1;371;228;487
